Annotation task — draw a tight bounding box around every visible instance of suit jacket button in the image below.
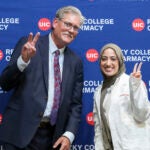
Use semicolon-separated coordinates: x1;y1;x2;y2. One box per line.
39;112;43;118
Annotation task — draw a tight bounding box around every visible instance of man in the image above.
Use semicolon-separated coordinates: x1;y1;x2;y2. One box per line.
0;6;85;150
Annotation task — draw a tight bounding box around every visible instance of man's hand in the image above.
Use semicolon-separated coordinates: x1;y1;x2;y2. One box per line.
21;32;40;62
53;136;71;150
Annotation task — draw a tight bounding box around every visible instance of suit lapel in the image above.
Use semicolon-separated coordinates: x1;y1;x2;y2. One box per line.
37;34;49;92
60;48;70;104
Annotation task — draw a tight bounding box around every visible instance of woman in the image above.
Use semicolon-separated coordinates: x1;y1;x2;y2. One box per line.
93;43;150;150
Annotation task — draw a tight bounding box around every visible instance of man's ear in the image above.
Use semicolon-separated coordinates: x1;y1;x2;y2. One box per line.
52;18;59;29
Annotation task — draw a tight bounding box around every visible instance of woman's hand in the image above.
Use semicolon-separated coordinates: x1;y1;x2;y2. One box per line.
131;62;142;79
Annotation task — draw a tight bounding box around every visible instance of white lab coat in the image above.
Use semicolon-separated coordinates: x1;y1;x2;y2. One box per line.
93;73;150;150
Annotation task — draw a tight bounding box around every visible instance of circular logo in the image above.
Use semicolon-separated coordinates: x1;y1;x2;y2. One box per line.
86;49;99;62
132;18;145;31
86;112;94;126
38;18;51;31
0;114;2;124
0;50;4;61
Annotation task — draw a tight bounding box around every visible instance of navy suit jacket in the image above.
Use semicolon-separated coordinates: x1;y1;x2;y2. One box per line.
0;34;83;148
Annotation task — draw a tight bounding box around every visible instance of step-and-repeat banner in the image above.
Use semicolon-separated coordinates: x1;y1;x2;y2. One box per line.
0;0;150;149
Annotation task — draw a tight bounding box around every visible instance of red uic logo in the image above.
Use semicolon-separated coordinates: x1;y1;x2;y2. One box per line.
38;18;51;31
86;112;94;126
0;50;4;61
86;49;99;62
132;18;145;31
0;114;2;124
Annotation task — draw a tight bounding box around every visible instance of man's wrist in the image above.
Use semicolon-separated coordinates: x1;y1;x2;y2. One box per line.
63;131;75;144
17;55;30;72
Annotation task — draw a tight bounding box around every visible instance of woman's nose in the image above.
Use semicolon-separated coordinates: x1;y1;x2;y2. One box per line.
106;59;111;65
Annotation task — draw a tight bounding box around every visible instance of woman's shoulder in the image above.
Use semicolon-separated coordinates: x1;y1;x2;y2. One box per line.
115;73;130;87
94;85;102;97
120;73;130;81
95;85;102;91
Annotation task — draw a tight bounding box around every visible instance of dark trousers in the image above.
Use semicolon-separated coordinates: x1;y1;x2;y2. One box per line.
2;122;55;150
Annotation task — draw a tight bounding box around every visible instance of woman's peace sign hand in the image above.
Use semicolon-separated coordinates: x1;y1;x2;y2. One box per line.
21;32;40;62
131;62;142;79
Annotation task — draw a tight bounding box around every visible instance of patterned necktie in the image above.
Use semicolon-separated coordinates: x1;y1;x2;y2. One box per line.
50;50;61;125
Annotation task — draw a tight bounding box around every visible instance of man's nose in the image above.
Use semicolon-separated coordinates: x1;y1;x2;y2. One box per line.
68;26;74;32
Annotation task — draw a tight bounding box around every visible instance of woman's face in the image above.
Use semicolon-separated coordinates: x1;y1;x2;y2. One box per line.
100;48;119;78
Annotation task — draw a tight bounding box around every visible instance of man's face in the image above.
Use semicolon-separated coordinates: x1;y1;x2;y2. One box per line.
52;13;81;48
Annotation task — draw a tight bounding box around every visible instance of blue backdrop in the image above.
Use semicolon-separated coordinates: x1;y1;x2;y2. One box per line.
0;0;150;149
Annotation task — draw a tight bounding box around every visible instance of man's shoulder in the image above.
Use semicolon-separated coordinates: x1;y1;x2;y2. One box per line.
65;47;82;60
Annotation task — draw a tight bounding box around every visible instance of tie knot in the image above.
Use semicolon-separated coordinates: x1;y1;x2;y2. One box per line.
55;50;60;56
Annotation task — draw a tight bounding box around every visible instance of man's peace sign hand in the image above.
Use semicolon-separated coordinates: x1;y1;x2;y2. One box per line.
131;62;142;79
21;32;40;62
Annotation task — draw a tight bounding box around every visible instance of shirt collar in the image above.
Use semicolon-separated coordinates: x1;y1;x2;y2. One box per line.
49;33;65;54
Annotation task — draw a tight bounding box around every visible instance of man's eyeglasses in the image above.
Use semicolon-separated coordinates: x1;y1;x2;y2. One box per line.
59;19;80;33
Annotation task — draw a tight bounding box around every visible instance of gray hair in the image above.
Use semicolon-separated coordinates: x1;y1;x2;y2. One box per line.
55;6;85;26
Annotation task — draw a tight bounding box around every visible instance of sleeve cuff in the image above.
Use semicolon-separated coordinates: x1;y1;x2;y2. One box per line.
63;131;75;144
17;55;30;72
